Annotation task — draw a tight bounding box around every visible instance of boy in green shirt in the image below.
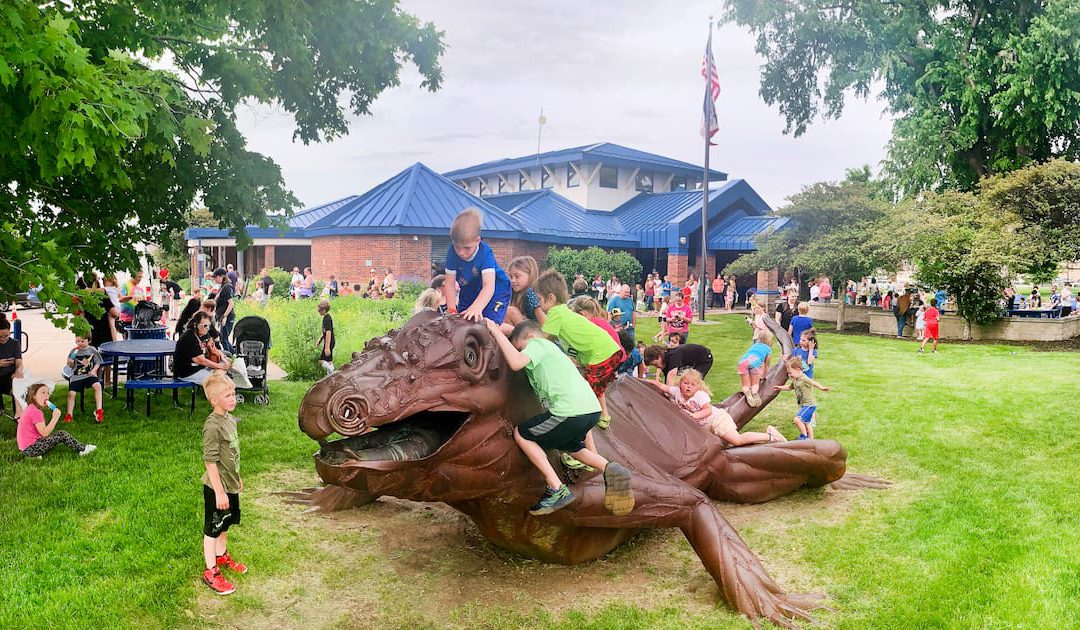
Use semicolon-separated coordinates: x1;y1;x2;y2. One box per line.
534;269;624;430
200;371;248;595
485;319;634;517
773;357;832;440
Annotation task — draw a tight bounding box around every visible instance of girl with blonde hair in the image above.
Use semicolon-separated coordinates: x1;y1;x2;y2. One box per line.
647;369;784;445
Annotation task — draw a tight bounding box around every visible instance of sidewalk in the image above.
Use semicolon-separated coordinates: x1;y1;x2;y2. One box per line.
9;308;286;382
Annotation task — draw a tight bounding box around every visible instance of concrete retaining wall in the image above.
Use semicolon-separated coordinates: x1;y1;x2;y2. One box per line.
806;302;871;325
867;311;1080;341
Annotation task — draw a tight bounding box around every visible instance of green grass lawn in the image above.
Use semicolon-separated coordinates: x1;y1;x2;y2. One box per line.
2;311;1079;628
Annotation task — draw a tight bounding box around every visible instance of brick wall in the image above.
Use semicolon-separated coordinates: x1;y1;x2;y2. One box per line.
311;235;433;285
264;245;275;269
667;253;689;286
755;268;780;309
487;238;550;268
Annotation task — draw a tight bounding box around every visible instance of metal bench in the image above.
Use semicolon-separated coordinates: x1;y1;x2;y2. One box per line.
124;378;198;417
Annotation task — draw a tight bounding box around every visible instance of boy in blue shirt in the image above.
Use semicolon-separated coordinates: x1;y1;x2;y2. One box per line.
789;302;814;350
442;208;512;323
791;329;818;378
485;318;634;517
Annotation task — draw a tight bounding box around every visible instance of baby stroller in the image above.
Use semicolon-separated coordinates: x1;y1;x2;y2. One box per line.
231;316;271;405
132;300;164;329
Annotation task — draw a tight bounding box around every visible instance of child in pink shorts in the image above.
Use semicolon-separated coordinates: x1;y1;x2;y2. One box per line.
737;329;773;407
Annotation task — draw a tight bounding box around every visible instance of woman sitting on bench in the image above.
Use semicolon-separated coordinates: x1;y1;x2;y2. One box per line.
174;312;232;386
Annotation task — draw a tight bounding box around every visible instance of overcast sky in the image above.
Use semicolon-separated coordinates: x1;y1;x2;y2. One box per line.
236;0;894;212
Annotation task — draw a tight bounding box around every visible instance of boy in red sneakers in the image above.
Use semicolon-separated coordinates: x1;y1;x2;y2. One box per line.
64;329;104;423
200;371;247;595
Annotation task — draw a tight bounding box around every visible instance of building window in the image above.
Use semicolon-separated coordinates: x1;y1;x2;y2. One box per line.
635;171;653;193
671;175;687;192
498;177;507;194
519;172;531;191
541;168;553;189
599;166;618;189
457;180;468;191
478;178;487;196
567;164;579;188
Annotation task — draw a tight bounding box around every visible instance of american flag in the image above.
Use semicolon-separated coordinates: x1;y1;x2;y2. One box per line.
701;28;720;144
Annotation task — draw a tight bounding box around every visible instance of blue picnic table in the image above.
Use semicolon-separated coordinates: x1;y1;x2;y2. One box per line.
1007;306;1062;319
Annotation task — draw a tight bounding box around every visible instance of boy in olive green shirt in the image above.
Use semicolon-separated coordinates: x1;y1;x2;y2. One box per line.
485;319;634;517
200;371;248;595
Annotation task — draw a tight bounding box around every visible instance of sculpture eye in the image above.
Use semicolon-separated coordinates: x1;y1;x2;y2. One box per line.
463;345;478;368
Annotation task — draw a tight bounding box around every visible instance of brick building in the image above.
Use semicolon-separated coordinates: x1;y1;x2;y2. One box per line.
186;142;787;293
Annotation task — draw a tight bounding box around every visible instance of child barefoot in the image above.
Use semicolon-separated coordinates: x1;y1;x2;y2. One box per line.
485;319;634;516
647;369;784;445
773;357;831;440
737;329;773;407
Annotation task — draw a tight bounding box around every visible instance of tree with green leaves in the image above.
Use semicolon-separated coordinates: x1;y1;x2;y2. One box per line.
724;168;900;328
0;1;443;326
890;191;1024;335
980;158;1080;283
723;0;1080;195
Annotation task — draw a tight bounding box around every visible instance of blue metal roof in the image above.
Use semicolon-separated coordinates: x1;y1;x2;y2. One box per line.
708;216;791;251
443;142;726;181
184;195;359;240
305;163;525;237
487;190;637;247
612;180;774;250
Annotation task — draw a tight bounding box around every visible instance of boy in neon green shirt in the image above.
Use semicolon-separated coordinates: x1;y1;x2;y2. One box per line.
485;318;634;517
534;269;624;430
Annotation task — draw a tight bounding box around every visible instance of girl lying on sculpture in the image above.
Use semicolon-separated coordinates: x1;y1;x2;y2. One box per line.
646;369;785;446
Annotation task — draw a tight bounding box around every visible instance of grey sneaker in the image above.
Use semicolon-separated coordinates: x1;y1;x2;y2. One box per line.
80;444;97;456
603;463;635;515
529;484;576;515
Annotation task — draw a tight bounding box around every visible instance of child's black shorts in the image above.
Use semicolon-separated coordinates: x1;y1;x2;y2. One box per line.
202;484;241;538
68;376;101;393
518;411;600;453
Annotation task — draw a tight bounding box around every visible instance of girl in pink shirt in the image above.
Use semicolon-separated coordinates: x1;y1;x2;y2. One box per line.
17;383;96;458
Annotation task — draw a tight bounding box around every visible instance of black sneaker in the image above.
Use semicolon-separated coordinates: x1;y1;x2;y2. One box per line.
529;485;576;515
603;463;635;516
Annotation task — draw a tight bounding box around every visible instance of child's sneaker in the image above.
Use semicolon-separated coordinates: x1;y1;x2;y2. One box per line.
202;567;235;595
529;485;575;515
79;444;97;456
603;463;635;515
560;452;595;472
596;415;611;430
62;414;73;423
94;409;104;423
216;551;248;574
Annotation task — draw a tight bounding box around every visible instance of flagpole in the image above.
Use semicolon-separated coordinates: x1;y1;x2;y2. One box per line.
698;17;713;323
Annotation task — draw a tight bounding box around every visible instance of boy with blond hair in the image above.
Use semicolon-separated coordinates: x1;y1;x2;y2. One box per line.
535;269;624;431
773;357;832;440
200;371;247;595
442;208;512;323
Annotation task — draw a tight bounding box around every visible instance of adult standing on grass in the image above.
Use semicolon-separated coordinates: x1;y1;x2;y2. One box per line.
213;269;237;354
318;299;335;376
893;289;913;338
775;291;798;332
381;269;398;299
712;273;725;308
607;284;636;342
299;267;316;299
644;273;656;311
258;268;274;300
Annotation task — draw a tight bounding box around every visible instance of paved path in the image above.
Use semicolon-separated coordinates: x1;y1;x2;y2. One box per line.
7;308;286;382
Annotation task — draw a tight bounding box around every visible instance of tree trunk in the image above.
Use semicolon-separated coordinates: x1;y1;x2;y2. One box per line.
836;298;846;332
962;319;971;341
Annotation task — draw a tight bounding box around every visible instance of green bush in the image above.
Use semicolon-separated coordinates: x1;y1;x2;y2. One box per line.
236;294;411;380
547;246;643;287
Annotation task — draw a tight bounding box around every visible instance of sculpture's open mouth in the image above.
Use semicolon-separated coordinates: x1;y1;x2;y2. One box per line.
315;410;471;465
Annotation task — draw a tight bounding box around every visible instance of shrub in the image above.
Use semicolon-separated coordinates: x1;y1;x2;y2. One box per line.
547;246;643;287
236;294;411;380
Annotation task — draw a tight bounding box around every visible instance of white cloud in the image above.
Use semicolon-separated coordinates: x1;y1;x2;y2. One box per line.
236;0;893;211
